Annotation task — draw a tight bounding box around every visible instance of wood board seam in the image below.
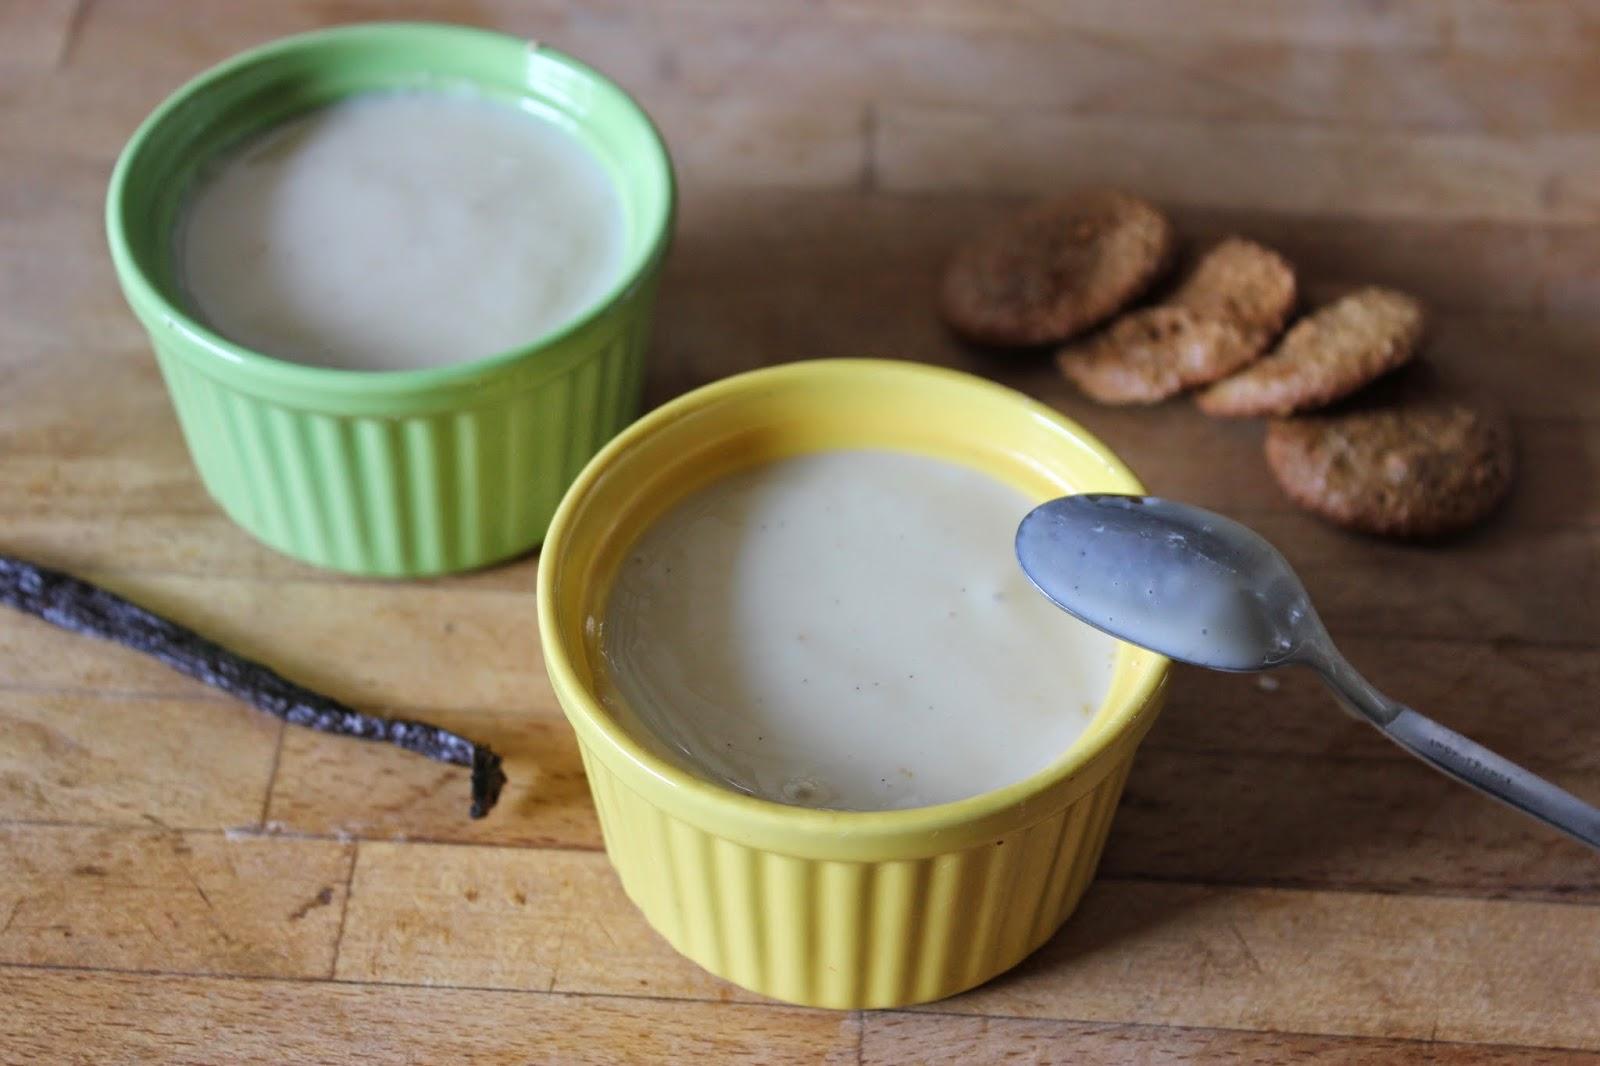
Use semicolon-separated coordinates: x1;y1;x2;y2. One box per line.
327;842;360;981
256;720;287;831
859;102;879;193
1133;738;1599;775
51;0;94;70
2;822;1596;905
878;1005;1600;1056
0;818;604;853
0;958;819;1013
1089;870;1600;906
1;958;1596;1055
0;682;566;719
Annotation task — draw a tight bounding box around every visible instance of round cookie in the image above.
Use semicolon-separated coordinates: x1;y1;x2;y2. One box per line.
1170;237;1297;339
1196;287;1425;418
1057;307;1264;405
939;191;1176;347
1264;399;1515;538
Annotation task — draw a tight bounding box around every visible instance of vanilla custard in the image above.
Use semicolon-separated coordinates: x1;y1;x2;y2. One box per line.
179;91;625;371
600;450;1121;811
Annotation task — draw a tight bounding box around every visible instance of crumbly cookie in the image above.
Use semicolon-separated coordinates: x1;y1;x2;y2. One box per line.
1170;237;1297;338
1057;307;1264;405
1196;287;1426;417
939;191;1177;347
1264;399;1515;537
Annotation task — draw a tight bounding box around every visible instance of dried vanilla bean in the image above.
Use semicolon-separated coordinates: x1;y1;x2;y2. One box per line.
0;554;506;818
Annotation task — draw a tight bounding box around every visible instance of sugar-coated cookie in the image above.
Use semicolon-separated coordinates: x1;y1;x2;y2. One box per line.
1265;399;1515;537
1197;287;1425;417
939;191;1176;347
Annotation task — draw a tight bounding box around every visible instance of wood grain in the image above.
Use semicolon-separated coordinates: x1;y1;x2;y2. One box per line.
0;410;1590;611
4;0;1600;1059
267;710;596;848
2;518;1585;719
1151;641;1600;772
94;647;1600;905
0;967;862;1065
332;841;1600;1045
23;3;867;189
943;879;1600;1050
0;573;550;713
862;1014;1600;1065
334;842;748;1002
1252;521;1599;647
0;825;351;977
833;2;1600;55
0;374;1590;602
0;0;80;75
877;106;1600;224
55;0;1600;135
659;187;1600;336
1104;749;1600;900
0;689;280;828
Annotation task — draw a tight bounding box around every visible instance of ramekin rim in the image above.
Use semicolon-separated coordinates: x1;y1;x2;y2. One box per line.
536;358;1171;851
105;21;676;399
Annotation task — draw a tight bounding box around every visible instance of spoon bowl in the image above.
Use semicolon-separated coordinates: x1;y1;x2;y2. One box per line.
1016;493;1320;672
1016;493;1600;852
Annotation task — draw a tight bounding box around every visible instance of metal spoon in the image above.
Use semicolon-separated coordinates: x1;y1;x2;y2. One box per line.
1015;493;1600;852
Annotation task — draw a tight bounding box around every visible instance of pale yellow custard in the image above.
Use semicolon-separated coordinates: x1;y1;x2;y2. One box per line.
600;450;1119;811
179;90;624;371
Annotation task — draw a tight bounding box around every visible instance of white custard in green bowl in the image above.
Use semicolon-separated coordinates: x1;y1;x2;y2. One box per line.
180;90;626;371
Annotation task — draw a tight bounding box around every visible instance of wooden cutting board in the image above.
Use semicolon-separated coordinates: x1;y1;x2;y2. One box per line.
2;1;1597;1061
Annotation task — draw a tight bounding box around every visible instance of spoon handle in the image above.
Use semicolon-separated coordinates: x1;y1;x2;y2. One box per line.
1314;650;1600;851
1378;708;1600;851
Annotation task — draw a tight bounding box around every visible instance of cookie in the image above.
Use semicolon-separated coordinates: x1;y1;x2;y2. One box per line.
1264;399;1515;537
939;191;1177;347
1170;237;1297;339
1057;307;1264;405
1196;287;1425;417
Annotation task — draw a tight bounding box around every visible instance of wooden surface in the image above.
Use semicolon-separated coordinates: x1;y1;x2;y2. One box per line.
3;1;1599;1062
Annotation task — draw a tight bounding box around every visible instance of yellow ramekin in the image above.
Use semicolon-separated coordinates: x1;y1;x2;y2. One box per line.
537;359;1169;1009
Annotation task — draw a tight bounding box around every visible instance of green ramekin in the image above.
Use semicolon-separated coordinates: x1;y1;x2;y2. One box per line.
106;23;675;577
